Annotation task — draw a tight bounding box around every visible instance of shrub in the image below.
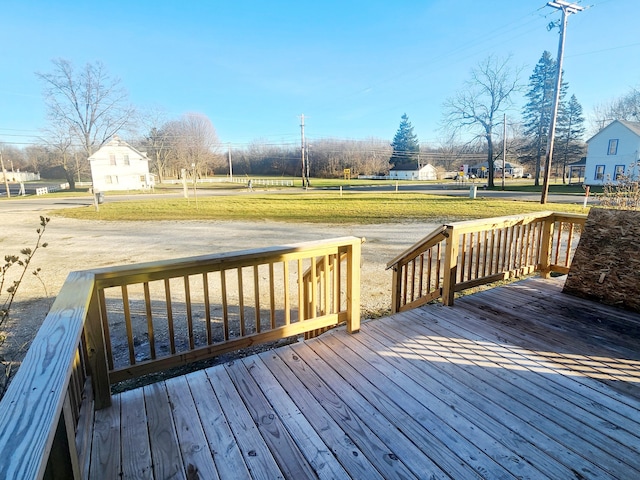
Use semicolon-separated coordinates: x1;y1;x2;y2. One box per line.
599;162;640;210
0;216;49;398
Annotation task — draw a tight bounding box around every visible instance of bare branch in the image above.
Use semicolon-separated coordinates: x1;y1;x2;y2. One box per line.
36;59;136;157
442;55;521;187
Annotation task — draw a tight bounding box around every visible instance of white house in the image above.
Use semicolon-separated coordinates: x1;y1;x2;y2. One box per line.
389;162;437;180
88;135;154;192
584;120;640;186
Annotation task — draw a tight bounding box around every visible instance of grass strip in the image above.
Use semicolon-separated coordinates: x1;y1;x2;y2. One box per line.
52;192;589;224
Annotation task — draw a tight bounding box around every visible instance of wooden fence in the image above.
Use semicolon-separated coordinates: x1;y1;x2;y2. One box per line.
387;212;587;312
0;236;362;479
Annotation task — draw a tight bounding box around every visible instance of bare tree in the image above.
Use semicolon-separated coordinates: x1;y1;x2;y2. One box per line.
40;126;78;188
36;58;135;157
23;145;49;175
166;113;221;177
435;132;464;172
442;55;521;188
303;138;391;178
0;144;27;177
590;87;640;134
137;107;171;183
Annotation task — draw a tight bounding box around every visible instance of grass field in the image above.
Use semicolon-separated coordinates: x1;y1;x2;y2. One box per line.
53;192;589;223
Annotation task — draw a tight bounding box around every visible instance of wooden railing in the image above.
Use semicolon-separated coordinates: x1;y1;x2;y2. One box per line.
387;212;587;312
0;236;362;480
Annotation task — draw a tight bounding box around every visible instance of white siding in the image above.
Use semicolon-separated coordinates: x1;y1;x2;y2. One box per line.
584;121;640;186
389;164;437;181
89;140;153;192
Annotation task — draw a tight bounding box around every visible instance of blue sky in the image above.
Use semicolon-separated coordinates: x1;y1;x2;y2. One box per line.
1;0;639;149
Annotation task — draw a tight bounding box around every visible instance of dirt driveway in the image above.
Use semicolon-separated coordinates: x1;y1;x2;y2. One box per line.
1;205;438;354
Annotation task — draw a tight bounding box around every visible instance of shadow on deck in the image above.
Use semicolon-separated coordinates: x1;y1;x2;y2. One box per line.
89;276;640;479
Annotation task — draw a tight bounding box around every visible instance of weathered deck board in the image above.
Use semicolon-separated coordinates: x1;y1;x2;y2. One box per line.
86;276;640;479
164;375;219;480
119;389;152;480
373;313;637;478
184;370;249;479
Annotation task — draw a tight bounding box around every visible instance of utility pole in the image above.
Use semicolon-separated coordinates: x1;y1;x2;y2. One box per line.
541;0;583;204
306;143;311;186
300;114;307;188
502;113;506;191
1;151;10;199
228;143;233;181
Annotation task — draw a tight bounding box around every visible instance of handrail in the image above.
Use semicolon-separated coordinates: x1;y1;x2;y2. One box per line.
92;237;361;387
387;212;587;312
0;271;94;479
0;236;362;480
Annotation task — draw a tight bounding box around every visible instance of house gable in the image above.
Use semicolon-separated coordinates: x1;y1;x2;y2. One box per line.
389;163;437;180
88;135;153;192
584;120;640;186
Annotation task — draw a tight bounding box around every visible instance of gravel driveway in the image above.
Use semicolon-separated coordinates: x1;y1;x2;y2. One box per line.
1;207;438;363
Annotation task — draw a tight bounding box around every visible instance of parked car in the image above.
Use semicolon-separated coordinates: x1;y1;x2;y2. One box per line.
523;173;532;179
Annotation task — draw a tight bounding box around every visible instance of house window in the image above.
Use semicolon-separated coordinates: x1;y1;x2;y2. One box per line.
105;175;113;184
614;165;625;180
595;165;605;181
607;139;618;155
124;155;130;166
140;175;146;182
109;154;116;165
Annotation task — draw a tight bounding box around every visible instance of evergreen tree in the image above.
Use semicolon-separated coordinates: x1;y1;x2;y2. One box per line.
390;113;420;165
521;51;567;185
556;94;586;182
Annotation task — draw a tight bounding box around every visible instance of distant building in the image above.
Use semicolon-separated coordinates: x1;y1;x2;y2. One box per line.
0;171;40;182
469;160;524;178
584;120;640;186
389;162;437;180
567;157;586;185
88;135;154;192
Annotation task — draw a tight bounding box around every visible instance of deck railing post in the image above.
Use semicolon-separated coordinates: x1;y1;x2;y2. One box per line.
390;264;402;313
442;226;458;306
85;286;112;409
346;239;361;333
539;216;555;279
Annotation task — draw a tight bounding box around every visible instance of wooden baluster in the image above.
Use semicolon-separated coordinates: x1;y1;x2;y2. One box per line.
121;285;135;365
143;282;155;359
221;270;230;340
184;276;194;349
254;265;261;333
269;263;276;329
164;279;176;354
203;273;212;344
283;262;290;325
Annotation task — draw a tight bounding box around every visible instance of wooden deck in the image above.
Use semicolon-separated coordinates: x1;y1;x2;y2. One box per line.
87;276;640;479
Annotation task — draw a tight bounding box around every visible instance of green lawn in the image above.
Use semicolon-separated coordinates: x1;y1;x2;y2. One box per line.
53;192;589;223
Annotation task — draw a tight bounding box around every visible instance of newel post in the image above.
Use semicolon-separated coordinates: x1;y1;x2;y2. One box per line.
390;264;402;314
539;216;555;279
85;286;112;409
442;226;458;306
346;239;361;333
